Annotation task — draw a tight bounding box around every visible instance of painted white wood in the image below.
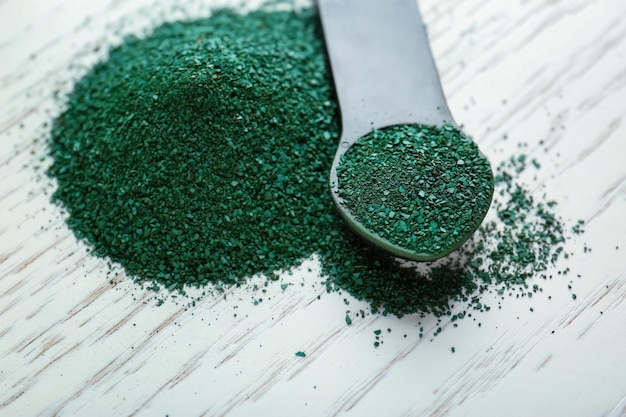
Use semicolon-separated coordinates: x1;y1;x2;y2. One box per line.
1;0;625;416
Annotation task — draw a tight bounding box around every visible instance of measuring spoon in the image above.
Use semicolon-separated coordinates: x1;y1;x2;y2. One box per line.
317;0;493;261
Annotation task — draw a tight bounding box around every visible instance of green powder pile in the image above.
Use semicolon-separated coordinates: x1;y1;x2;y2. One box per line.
47;7;578;318
336;124;494;259
49;9;338;291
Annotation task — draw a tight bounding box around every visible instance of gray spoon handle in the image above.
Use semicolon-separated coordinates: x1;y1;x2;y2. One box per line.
317;0;453;151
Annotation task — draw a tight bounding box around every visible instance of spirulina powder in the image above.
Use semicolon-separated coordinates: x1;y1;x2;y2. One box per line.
336;124;493;259
48;7;581;318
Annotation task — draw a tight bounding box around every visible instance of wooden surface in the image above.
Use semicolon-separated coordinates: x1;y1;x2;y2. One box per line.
1;0;626;416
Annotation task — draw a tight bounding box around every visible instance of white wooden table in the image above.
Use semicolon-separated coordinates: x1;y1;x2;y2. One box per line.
1;0;625;416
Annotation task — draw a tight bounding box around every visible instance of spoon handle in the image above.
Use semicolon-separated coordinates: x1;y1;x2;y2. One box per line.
317;0;453;148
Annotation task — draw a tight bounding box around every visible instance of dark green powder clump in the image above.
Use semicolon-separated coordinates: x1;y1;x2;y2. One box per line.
48;7;579;318
49;9;339;290
336;124;493;259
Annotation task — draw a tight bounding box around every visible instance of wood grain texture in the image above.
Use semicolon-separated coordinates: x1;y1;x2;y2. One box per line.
1;0;625;416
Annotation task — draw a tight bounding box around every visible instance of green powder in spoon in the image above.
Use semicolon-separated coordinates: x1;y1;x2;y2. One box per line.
335;124;494;258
